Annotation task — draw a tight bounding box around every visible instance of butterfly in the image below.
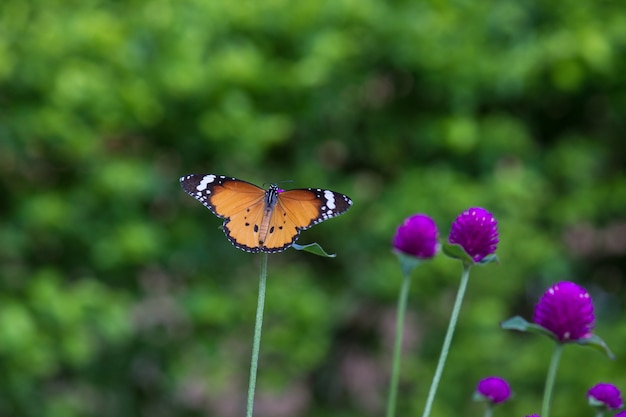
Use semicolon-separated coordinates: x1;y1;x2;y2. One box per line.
180;174;353;253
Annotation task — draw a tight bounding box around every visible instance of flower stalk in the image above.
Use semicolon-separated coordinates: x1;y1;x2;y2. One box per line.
385;270;412;417
421;262;472;417
541;343;563;417
246;252;269;417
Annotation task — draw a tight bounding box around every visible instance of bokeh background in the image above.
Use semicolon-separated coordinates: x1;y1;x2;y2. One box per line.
2;0;626;416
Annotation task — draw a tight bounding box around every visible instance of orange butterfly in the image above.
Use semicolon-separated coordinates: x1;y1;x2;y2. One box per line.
180;174;353;253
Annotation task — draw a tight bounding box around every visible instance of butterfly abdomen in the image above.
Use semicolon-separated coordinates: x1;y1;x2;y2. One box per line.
258;185;280;244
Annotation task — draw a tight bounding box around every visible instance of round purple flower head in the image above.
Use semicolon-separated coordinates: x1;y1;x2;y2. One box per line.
448;207;498;262
476;376;511;404
615;411;626;417
526;415;541;417
533;281;595;342
588;383;623;410
393;214;439;259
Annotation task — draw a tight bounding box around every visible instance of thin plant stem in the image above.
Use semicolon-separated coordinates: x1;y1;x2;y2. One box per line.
421;262;472;417
246;252;269;417
541;343;564;417
385;271;412;417
484;404;494;417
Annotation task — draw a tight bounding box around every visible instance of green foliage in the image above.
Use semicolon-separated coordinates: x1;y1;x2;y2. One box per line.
2;0;626;416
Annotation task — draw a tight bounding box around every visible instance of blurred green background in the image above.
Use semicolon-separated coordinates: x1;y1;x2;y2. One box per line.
2;0;625;416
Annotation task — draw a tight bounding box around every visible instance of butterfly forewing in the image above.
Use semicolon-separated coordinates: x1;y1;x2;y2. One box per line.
280;188;353;229
209;180;267;218
180;174;265;219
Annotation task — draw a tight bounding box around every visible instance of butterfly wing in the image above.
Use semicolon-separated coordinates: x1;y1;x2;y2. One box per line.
260;188;353;252
180;175;353;253
179;174;268;252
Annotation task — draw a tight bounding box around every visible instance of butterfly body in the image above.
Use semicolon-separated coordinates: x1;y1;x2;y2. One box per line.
180;174;352;253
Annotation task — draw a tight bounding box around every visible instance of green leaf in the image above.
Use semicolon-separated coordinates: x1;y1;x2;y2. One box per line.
441;242;499;266
477;253;500;265
500;315;531;331
500;316;556;339
292;242;337;257
471;391;489;403
441;242;475;264
576;334;615;360
588;396;606;408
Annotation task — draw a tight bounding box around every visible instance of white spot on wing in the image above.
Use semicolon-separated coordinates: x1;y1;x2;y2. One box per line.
324;190;336;210
197;174;216;191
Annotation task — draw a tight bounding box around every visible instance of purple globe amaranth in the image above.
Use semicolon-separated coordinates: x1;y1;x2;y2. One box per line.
615;411;626;417
533;281;595;342
476;376;511;404
448;207;498;262
588;383;623;410
526;415;541;417
393;214;439;259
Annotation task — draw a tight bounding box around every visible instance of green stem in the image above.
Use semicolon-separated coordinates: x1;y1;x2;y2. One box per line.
484;404;493;417
541;343;563;417
421;263;472;417
385;271;412;417
246;253;268;417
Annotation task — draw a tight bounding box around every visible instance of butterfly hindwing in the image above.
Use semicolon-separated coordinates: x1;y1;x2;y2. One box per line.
259;191;314;252
180;174;352;253
220;195;268;253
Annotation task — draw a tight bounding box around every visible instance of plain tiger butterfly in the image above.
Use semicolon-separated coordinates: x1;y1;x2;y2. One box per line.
180;174;353;253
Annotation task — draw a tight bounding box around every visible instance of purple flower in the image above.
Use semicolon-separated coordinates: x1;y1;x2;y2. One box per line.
533;281;595;342
393;214;439;259
476;376;511;404
448;207;498;262
615;412;626;417
526;415;541;417
588;383;623;409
